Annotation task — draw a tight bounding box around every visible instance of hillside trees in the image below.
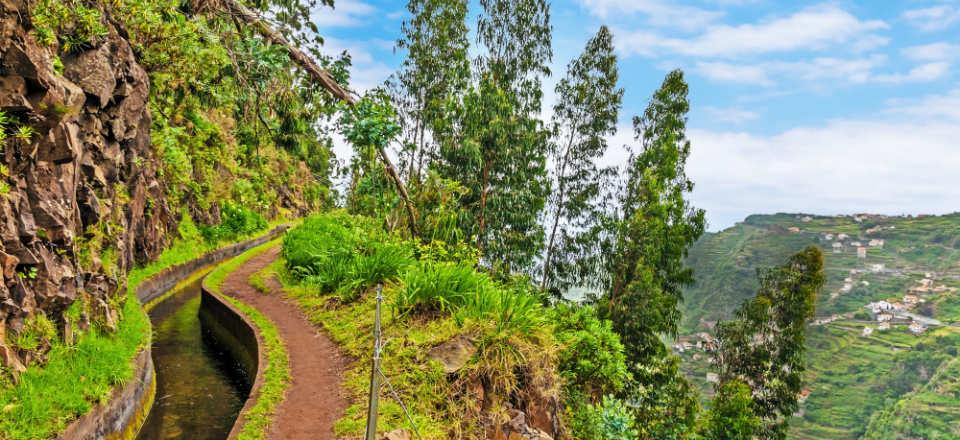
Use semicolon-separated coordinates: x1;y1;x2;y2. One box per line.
596;69;706;437
712;246;825;439
433;0;553;272
540;25;622;295
602;69;706;362
392;0;470;187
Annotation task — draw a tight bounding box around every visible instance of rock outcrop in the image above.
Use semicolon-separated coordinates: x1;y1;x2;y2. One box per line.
0;0;174;371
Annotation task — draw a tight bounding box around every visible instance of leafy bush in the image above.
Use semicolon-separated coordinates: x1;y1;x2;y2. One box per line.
30;0;108;51
394;261;491;316
284;212;413;300
200;202;267;243
568;394;639;440
553;304;631;397
339;241;413;300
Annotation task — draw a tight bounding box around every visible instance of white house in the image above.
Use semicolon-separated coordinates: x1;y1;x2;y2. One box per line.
866;301;895;313
838;233;850;240
862;327;874;336
868;239;884;247
857;247;867;259
909;321;926;335
832;242;843;253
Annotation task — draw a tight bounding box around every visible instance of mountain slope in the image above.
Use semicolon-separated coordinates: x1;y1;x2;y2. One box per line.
679;212;960;438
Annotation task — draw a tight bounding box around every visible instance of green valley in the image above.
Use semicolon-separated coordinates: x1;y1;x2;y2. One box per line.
678;213;960;439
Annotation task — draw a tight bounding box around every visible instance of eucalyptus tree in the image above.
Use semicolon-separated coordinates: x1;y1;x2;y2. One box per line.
540;26;622;295
433;0;552;272
393;0;470;186
598;69;705;437
713;246;824;439
602;69;706;362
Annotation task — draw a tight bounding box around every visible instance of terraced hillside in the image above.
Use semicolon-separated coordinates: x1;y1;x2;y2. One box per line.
678;213;960;439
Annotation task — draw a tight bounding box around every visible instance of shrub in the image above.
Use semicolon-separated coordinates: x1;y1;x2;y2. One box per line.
200;202;267;243
339;241;413;301
457;287;545;339
284;212;413;300
568;394;638;440
394;262;491;317
553;304;631;398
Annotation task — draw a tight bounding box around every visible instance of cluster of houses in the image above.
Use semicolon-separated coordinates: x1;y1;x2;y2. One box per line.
860;276;956;336
672;332;717;354
824;232;885;257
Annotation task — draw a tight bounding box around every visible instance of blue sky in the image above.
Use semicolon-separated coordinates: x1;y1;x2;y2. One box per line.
313;0;960;230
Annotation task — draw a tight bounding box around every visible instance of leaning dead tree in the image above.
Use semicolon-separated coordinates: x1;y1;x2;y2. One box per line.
217;0;419;235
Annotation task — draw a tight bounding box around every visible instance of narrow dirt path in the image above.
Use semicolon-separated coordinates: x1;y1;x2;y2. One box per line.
220;246;349;439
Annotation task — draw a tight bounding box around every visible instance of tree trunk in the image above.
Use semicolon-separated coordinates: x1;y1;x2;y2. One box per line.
220;0;419;236
477;158;491;252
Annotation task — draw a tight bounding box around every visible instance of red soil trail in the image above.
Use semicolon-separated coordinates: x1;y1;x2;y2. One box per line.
220;246;350;439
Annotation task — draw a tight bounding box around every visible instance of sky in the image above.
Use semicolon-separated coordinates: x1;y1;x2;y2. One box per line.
312;0;960;231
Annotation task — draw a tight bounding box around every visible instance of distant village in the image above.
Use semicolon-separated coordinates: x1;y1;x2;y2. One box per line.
675;213;960;388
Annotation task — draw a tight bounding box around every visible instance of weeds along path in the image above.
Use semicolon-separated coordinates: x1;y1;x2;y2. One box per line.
221;246;349;439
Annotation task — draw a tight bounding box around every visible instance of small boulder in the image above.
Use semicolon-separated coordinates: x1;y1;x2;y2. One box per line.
380;429;411;440
428;334;476;374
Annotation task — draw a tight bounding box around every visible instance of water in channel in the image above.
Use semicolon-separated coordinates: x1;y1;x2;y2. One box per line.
137;277;249;440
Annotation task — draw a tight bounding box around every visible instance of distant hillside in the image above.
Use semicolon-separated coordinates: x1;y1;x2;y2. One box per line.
679;212;960;439
682;212;960;333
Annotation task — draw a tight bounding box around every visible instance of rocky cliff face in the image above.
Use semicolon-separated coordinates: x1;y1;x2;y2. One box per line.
0;0;174;373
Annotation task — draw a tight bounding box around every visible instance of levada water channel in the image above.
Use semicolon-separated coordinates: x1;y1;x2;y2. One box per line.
137;276;249;439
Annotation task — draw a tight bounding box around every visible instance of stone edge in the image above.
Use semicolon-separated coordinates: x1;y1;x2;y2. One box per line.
198;286;267;440
58;226;287;440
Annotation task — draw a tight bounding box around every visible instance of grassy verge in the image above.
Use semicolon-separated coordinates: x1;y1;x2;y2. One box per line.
204;239;290;440
275;212;577;439
0;219;285;440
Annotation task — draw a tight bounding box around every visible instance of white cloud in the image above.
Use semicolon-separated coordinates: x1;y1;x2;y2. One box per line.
889;88;960;121
312;0;376;28
580;0;722;31
902;42;960;61
874;62;950;84
903;5;960;31
598;90;960;230
580;0;720;29
696;62;772;85
704;107;760;124
618;4;888;58
695;56;884;86
695;55;948;87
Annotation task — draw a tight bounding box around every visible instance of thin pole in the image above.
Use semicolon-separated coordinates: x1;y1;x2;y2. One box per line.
364;284;384;440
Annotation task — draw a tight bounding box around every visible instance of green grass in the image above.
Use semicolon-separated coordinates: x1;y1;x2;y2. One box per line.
0;291;150;440
204;239;290;440
276;213;565;439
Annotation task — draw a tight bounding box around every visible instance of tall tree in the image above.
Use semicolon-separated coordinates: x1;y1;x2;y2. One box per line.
701;379;762;440
602;69;706;362
392;0;470;186
540;25;622;294
476;0;552;112
435;0;552;272
713;246;824;439
598;69;706;439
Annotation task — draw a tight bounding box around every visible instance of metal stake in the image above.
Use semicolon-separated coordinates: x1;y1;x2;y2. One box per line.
364;284;384;440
